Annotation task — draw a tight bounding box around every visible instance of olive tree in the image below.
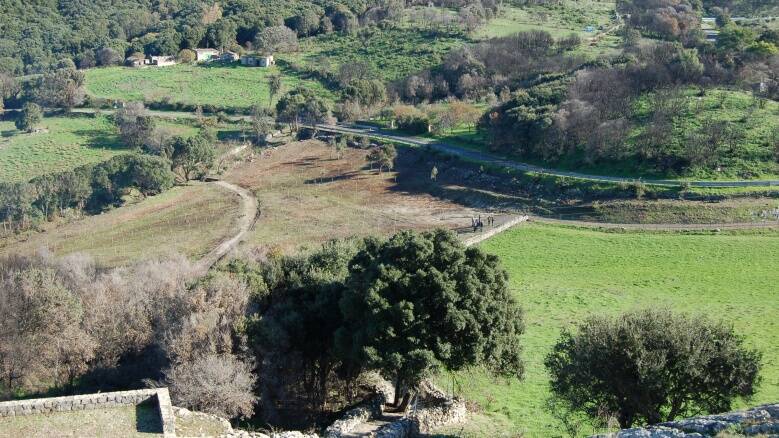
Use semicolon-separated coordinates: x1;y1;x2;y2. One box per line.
170;134;216;181
336;229;524;406
545;309;762;429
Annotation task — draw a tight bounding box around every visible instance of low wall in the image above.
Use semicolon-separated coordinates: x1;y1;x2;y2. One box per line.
462;215;529;247
0;388;176;438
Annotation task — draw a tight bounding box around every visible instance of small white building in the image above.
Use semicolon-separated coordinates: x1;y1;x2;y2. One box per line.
194;48;220;62
240;54;275;67
147;55;177;67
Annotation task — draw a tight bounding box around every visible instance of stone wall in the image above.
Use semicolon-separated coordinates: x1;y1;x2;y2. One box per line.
593;403;779;437
323;394;386;438
0;388;176;438
462;215;529;247
323;372;395;438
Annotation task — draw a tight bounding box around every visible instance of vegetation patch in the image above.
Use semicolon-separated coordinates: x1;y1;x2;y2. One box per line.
288;26;468;82
477;1;621;56
440;223;779;436
84;64;333;110
0;115;128;183
0;183;241;267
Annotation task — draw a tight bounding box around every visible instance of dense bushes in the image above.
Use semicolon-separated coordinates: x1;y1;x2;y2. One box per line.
481;35;779;177
0;252;257;418
618;0;702;43
394;30;583;103
546;309;762;428
0;154;174;231
224;229;524;425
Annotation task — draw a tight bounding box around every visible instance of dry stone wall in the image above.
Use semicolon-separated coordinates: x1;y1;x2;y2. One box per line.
593;403;779;437
0;388;176;437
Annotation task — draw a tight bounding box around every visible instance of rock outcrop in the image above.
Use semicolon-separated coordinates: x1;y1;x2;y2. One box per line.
593;403;779;437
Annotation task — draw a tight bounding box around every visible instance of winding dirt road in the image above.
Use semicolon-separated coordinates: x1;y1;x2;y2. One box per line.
193;181;258;275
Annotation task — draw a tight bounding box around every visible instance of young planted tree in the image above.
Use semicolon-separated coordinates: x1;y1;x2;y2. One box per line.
545;309;762;429
366;143;397;173
336;229;524;405
15;102;43;132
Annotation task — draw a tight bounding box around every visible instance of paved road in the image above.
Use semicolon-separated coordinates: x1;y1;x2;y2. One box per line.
312;124;779;188
43;108;779;188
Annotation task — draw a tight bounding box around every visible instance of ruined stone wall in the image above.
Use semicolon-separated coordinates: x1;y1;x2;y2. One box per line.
593;403;779;437
0;388;176;438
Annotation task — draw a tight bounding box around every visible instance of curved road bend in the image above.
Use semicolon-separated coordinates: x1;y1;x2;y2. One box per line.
312;124;779;188
62;109;779;187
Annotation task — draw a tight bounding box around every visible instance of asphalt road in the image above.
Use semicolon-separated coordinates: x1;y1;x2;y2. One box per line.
313;124;779;188
16;108;779;188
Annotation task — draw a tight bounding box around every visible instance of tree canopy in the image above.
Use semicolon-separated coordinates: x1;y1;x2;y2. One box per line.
545;309;762;429
336;229;524;402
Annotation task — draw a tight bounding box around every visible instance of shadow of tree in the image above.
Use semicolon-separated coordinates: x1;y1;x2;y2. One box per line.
71;129;127;151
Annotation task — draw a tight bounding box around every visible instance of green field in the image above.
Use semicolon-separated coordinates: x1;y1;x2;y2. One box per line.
0;114;204;183
441;223;779;437
84;64;333;109
0;115;129;183
288;26;467;82
476;1;621;56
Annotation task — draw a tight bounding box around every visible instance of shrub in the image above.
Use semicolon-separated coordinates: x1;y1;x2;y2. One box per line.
545;309;762;429
166;354;257;419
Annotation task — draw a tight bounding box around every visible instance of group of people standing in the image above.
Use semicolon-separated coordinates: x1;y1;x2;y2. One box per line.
471;215;496;232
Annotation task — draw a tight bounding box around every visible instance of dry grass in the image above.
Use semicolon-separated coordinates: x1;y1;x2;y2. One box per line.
0;404;163;437
0;183;242;267
226;140;480;253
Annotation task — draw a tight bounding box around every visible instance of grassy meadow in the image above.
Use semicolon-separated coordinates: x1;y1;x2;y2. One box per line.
476;1;621;56
0;114;205;183
0;183;241;267
0;115;129;183
84;63;333;109
437;223;779;437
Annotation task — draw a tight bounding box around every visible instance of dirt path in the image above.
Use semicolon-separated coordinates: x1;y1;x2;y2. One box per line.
193;180;258;274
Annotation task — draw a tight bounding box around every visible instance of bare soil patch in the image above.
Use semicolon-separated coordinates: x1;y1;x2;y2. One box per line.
225;140;485;253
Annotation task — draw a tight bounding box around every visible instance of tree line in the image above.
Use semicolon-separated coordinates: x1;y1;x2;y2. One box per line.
0;154;174;232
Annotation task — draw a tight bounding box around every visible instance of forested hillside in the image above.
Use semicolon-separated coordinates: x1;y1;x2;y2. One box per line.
0;0;498;74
